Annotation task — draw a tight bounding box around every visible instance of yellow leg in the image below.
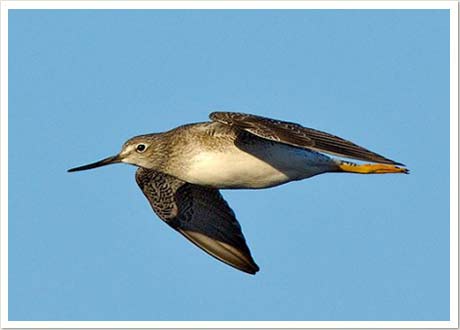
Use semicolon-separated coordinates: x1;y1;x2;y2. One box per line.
338;161;409;174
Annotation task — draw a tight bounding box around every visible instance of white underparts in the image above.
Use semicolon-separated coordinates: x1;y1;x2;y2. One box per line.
181;143;335;189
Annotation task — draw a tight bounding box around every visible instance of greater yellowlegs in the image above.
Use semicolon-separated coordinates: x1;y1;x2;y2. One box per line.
68;112;408;274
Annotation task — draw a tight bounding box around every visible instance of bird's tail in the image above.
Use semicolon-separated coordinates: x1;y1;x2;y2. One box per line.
337;160;409;174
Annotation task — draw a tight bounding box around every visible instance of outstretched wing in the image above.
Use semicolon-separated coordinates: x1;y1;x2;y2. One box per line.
210;111;403;165
135;168;259;275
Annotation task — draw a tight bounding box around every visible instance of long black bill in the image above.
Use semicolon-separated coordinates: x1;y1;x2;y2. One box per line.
67;155;121;172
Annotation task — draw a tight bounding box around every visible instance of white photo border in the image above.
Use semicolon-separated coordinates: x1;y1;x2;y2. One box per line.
0;1;457;328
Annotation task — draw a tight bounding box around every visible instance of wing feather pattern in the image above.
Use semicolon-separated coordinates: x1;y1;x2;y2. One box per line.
210;112;403;165
135;168;259;275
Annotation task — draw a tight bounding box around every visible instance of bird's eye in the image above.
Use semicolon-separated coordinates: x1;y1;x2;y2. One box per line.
136;144;146;153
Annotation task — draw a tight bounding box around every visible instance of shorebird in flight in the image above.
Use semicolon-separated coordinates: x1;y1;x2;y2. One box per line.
68;112;408;274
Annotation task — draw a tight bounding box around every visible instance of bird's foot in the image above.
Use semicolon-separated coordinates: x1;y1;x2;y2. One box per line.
338;161;409;174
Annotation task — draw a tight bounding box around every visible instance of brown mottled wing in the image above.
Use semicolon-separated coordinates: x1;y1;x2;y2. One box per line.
135;168;259;275
210;111;403;165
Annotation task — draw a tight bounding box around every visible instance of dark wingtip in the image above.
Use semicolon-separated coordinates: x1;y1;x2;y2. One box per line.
392;160;409;174
244;263;260;275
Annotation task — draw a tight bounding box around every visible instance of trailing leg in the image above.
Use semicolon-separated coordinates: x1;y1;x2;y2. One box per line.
337;160;409;174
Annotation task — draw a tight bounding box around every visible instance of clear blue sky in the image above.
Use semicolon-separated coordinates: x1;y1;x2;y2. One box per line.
8;9;450;321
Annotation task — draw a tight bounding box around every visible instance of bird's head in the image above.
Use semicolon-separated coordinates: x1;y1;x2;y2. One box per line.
67;134;160;172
